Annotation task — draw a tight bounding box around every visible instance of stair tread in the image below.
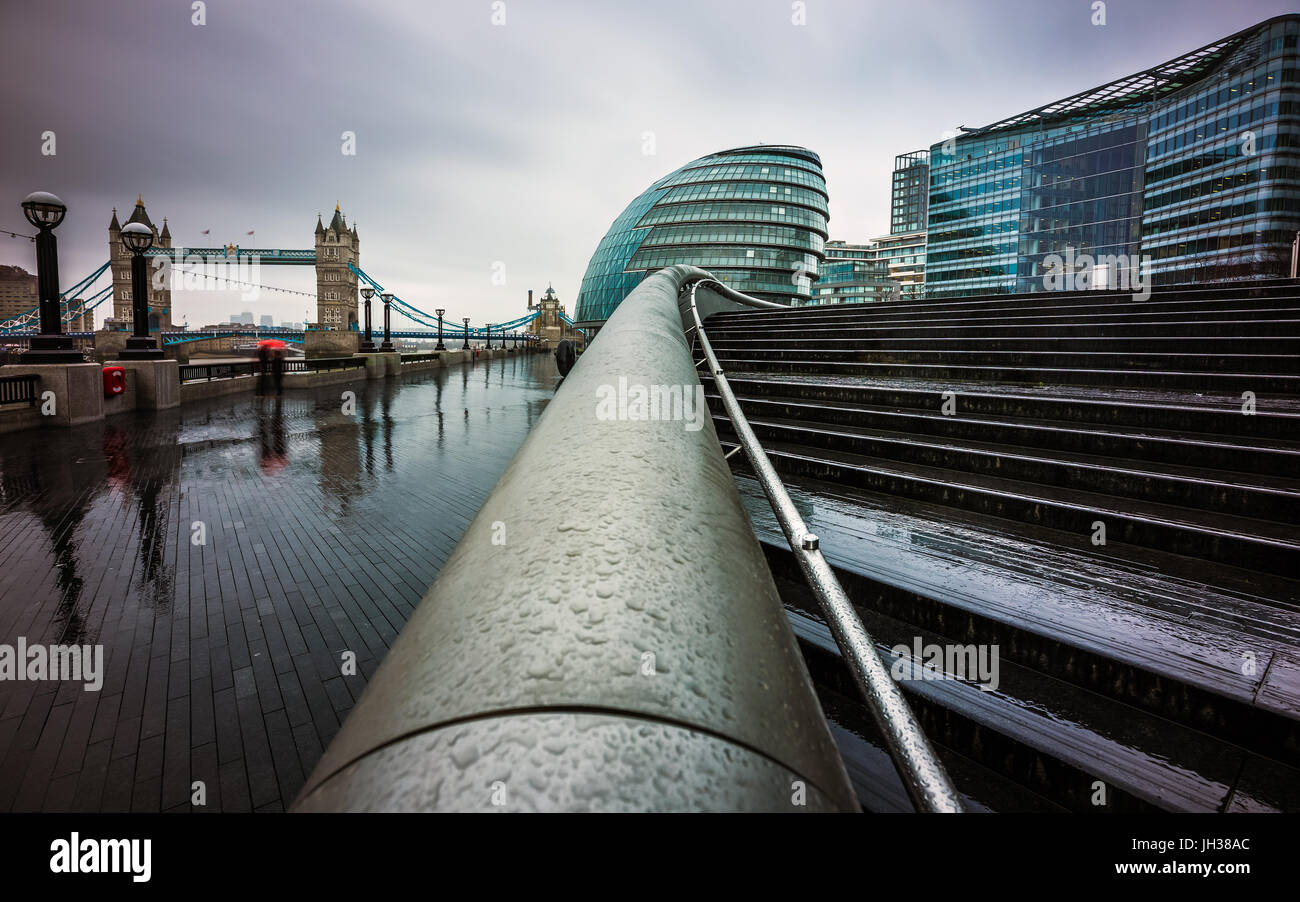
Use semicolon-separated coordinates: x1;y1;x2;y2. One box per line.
706;388;1300;461
706;288;1300;324
785;596;1300;812
712;344;1300;362
813;682;1068;813
708;307;1300;330
710;370;1300;413
713;409;1300;498
727;433;1300;549
733;472;1300;717
711;335;1300;345
706;316;1300;336
713;357;1300;387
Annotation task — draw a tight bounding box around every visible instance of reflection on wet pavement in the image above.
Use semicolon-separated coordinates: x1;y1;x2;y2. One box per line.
0;353;558;811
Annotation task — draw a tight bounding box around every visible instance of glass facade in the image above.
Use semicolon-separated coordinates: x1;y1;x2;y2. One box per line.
800;235;929;306
802;242;895;306
574;145;829;326
867;231;927;300
891;151;930;234
923;14;1300;297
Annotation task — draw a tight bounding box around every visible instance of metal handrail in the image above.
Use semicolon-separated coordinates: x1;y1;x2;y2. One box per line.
0;374;39;407
684;277;964;814
178;362;257;383
284;356;367;373
292;264;860;813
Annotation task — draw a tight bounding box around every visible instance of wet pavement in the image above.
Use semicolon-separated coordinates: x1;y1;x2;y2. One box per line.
0;352;559;811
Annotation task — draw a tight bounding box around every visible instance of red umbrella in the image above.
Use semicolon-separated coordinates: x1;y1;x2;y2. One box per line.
257;339;287;349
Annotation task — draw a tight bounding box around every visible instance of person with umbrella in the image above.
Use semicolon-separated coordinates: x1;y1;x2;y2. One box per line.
257;339;288;396
256;340;272;394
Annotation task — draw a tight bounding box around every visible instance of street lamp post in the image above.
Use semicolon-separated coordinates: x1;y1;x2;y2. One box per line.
118;221;164;359
380;292;394;352
359;287;376;352
20;191;82;363
435;308;446;350
485;323;493;350
462;317;471;350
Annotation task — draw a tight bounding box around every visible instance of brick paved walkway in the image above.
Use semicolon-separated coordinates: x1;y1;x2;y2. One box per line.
0;354;557;811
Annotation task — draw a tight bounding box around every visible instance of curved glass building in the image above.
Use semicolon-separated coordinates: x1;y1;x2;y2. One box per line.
574;145;829;327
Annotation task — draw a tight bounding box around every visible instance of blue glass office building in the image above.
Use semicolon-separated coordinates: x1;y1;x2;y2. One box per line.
924;15;1300;297
573;145;829;327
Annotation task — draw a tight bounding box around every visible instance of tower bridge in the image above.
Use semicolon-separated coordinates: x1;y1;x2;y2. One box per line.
4;196;587;351
124;197;355;331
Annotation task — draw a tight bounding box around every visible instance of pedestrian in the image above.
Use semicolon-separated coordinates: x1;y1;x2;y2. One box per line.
554;338;576;379
272;347;285;395
257;343;271;395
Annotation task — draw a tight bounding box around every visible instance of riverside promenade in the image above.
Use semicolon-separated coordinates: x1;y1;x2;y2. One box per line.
0;352;558;811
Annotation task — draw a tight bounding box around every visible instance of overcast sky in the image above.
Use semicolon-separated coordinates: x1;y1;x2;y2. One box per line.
0;0;1290;327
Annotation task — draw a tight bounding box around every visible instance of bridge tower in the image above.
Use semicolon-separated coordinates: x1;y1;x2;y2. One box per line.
530;283;582;347
314;203;359;331
108;196;173;330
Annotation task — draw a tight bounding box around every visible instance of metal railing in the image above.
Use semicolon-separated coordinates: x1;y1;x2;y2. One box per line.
291;264;860;813
682;273;964;814
178;361;257;383
0;374;39;407
284;356;367;373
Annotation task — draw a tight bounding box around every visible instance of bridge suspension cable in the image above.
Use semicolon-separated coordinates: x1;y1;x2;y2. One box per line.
0;261;112;332
348;263;541;335
61;285;114;324
165;265;321;300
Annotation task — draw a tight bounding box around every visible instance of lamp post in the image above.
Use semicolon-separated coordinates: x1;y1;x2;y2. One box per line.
462;317;470;350
434;308;446;350
380;292;394;352
118;221;164;359
485;323;493;350
359;287;376;352
21;191;82;363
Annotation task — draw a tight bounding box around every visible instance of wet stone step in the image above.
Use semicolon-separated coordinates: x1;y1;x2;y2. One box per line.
707;345;1300;375
726;435;1300;576
706;301;1300;330
711;411;1300;522
706;317;1300;340
813;681;1067;813
707;358;1300;393
704;284;1300;325
705;337;1300;354
701;372;1300;440
781;584;1260;812
703;390;1300;477
732;471;1300;765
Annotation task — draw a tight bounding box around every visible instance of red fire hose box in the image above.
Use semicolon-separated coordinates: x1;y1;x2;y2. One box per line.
103;366;126;397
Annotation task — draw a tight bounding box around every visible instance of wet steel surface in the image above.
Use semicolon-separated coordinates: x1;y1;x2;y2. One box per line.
0;353;558;811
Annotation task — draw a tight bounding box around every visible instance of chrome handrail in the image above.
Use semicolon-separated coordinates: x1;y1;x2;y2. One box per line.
685;278;965;814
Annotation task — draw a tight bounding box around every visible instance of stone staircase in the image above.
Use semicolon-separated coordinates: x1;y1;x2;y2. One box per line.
700;280;1300;812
